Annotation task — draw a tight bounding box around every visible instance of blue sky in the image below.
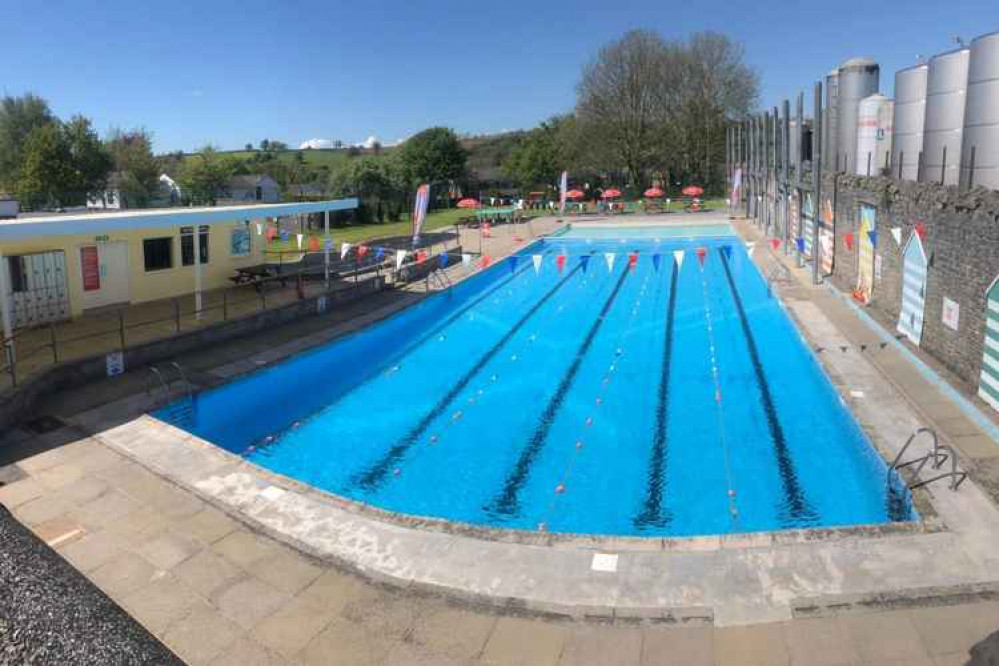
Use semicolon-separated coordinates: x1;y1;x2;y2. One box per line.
3;0;994;153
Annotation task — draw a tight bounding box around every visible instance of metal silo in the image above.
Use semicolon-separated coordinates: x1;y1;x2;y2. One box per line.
891;63;928;180
960;31;999;190
836;58;880;174
922;46;970;186
856;94;894;176
822;70;839;171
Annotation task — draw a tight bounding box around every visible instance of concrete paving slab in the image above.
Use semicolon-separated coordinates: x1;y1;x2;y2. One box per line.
479;617;569;666
780;617;861;665
162;602;243;666
714;623;789;666
57;528;126;572
839;613;930;663
90;550;161;598
209;637;290;666
0;476;44;508
251;595;338;658
295;618;394;666
213;529;282;568
135;530;205;570
559;624;643;665
639;626;714;666
251;550;323;595
173;506;239;545
213;576;291;631
173;549;244;598
122;573;203;636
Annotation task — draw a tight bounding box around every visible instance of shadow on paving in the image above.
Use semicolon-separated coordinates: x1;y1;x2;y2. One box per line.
971;630;999;665
0;504;183;664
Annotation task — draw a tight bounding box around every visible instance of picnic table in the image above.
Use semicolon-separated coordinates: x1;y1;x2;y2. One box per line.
230;264;287;291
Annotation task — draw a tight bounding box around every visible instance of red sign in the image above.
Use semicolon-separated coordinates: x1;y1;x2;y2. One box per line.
81;246;100;291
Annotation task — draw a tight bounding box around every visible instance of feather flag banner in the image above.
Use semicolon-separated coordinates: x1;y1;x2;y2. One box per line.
672;250;684;269
395;249;407;270
868;230;878;247
341;242;351;260
844;232;854;250
915;222;926;240
604;253;616;272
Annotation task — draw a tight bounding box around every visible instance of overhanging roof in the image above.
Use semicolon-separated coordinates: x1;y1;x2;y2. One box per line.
0;198;358;242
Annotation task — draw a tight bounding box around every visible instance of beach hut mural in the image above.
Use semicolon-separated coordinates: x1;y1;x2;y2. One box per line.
896;232;928;345
819;197;835;276
979;275;999;412
855;204;877;303
801;192;815;260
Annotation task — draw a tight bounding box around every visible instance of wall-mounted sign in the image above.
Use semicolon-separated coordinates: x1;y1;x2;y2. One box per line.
94;234;110;243
874;254;883;281
81;246;101;292
106;351;125;377
316;296;327;314
942;297;960;331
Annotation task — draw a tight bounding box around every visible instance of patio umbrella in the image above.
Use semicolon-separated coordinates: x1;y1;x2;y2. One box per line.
457;198;481;209
682;185;704;197
601;188;622;199
565;189;585;200
644;187;664;198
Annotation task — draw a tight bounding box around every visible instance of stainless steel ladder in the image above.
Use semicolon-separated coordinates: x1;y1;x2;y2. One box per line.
887;427;967;492
147;361;195;427
425;267;453;292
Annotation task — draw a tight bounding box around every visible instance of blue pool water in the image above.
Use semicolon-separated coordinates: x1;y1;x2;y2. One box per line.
166;227;915;537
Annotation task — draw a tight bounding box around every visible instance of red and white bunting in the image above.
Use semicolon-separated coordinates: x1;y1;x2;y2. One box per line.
672;250;684;269
696;247;707;267
532;255;543;274
461;253;472;268
395;249;407;270
340;242;351;260
604;252;616;272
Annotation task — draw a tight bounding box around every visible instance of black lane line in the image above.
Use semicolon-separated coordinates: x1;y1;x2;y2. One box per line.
635;261;679;528
487;265;631;519
351;263;584;492
717;248;816;524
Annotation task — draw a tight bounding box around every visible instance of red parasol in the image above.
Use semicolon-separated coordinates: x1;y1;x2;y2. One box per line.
565;189;585;200
601;188;622;199
643;187;664;198
457;198;481;209
682;185;704;197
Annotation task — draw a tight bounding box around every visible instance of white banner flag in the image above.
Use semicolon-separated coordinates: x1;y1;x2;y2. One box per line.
341;242;351;260
558;170;568;215
532;254;543;274
296;234;304;250
395;249;407;270
891;227;902;246
673;250;685;269
604;253;616;272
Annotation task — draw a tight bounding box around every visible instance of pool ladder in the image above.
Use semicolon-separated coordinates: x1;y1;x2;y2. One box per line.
887;427;967;493
148;362;195;428
425;267;453;292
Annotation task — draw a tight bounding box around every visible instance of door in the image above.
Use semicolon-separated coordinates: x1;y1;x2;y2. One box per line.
801;192;814;260
979;276;999;412
81;241;130;310
856;204;876;303
6;251;70;328
896;233;928;345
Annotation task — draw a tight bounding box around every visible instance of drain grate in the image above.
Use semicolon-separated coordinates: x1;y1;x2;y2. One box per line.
23;415;67;434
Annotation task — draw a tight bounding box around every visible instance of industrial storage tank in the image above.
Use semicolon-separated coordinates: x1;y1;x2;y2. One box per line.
836;58;880;173
960;31;999;190
891;63;928;180
856;94;894;176
822;70;839;171
921;46;970;186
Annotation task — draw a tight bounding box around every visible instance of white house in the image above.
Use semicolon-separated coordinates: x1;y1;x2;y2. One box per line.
222;175;280;204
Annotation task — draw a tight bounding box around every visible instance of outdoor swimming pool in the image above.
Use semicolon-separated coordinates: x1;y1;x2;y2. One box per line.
165;226;915;537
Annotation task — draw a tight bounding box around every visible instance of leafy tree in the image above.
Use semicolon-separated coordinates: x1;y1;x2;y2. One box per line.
260;139;270;151
268;140;288;151
105;127;159;207
179;146;238;205
245;143;253;151
15;123;77;208
0;94;55;191
397;127;467;185
328;155;404;202
63;115;113;203
502;115;575;190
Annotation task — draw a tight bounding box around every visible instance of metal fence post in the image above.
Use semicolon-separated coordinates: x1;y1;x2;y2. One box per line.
118;310;126;350
50;323;58;363
174;299;181;332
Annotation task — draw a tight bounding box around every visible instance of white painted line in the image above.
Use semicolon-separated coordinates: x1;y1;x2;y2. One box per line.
850;390;865;398
591;552;618;573
260;485;286;501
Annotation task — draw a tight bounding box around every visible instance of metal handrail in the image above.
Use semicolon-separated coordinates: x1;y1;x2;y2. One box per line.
909;444;968;491
147;366;171;406
888;427;966;492
169;361;194;405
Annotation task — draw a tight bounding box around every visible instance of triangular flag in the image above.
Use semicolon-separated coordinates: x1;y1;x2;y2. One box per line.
868;230;878;247
296;233;304;250
652;254;662;272
480;255;491;268
461;253;472;268
509;255;519;273
416;250;427;264
280;230;290;242
579;255;591;272
628;252;638;270
915;222;926;241
745;242;756;255
844;232;854;250
696;247;707;267
890;227;902;245
556;254;566;273
357;245;369;258
721;245;733;260
395;249;407;270
308;236;320;252
255;223;263;235
532;254;543;274
769;238;780;251
375;247;385;261
604;253;616;271
439;252;449;268
324;238;333;251
796;237;806;253
341;242;351;260
672;250;684;269
482;222;491;238
266;228;277;241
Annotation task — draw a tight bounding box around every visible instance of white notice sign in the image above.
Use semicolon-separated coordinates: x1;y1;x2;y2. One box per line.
942;297;960;331
106;351;125;377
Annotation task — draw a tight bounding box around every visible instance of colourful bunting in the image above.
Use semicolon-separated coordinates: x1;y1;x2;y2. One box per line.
482;222;491;238
340;242;351;260
604;253;616;272
439;252;449;268
461;253;472;268
480;255;491;268
769;238;780;251
255;223;263;235
395;249;407;270
652;254;662;272
696;247;707;267
628;252;638;270
532;254;543;274
844;232;854;250
796;237;805;253
556;254;566;273
375;247;385;261
416;250;428;264
672;250;685;269
579;255;591;272
266;228;277;241
915;222;926;241
868;230;878;247
308;236;320;252
280;230;290;242
509;255;519;273
324;238;333;251
721;245;733;260
357;245;369;259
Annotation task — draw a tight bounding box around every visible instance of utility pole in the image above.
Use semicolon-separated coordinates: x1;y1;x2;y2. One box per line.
812;81;823;286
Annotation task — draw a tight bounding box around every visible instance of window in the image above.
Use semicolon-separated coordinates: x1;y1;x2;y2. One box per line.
143;238;173;272
231;224;251;257
255;186;263;201
7;256;26;293
181;225;210;266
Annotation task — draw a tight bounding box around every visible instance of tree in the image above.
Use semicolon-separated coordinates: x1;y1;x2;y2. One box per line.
0;94;55;191
105;127;159;207
179;146;237;205
269;140;288;151
245;143;253;151
260;139;270;151
397;127;467;185
15;123;76;208
502;115;575;190
63;115;112;203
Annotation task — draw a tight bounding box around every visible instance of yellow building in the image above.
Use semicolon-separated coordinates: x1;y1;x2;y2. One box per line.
0;199;357;334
